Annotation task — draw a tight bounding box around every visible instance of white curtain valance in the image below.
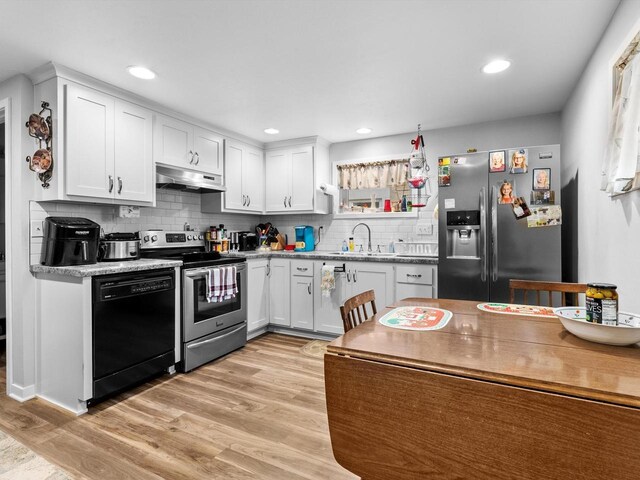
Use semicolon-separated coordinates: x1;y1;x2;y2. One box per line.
337;160;409;190
601;32;640;195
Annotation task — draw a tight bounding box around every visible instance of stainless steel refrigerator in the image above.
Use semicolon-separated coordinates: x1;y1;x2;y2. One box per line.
437;144;561;302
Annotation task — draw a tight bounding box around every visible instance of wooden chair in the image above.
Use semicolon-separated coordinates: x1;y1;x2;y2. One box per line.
509;279;588;307
340;290;377;332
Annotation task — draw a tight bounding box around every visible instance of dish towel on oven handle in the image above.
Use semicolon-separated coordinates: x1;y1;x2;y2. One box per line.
206;265;238;303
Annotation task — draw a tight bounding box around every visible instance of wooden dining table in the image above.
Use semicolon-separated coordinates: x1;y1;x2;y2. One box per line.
324;298;640;480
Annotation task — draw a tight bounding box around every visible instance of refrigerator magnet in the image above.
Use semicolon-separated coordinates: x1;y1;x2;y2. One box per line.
509;148;528;173
527;206;562;228
532;168;551;190
489;151;506;173
512;196;532;219
438;157;451;186
531;190;555;205
498;180;515;204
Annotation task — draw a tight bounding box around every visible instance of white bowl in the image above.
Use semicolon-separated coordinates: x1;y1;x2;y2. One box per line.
554;307;640;346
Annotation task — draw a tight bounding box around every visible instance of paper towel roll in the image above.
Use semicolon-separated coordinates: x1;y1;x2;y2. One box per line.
320;183;339;196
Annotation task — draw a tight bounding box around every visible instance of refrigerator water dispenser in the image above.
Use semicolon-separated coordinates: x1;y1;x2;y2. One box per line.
446;210;481;259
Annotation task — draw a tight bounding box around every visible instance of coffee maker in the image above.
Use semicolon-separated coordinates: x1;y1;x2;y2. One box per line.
294;226;315;252
41;217;101;266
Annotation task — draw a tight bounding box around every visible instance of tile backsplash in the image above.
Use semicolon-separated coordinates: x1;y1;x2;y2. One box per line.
29;189;437;264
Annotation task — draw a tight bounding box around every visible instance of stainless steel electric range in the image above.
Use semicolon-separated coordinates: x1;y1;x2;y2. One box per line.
139;230;247;372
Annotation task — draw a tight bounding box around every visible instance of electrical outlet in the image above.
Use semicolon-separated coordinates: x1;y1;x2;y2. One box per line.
415;223;433;235
30;220;44;237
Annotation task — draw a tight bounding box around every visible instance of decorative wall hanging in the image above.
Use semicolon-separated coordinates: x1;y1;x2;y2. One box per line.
25;101;53;188
406;124;431;208
601;29;640;196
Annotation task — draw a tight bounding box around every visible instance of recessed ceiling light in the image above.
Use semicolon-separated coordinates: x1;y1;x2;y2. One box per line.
356;127;372;134
264;128;279;135
127;66;156;80
482;60;511;74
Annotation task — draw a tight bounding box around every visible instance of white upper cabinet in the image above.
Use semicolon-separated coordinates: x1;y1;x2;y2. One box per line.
65;84;153;204
202;140;264;214
265;150;291;211
264;139;330;214
114;100;153;203
154;115;223;176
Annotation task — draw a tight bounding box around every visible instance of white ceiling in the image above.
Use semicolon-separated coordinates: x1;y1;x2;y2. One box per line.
0;0;620;143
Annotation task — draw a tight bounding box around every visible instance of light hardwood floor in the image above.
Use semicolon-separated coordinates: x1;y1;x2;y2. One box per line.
0;334;358;480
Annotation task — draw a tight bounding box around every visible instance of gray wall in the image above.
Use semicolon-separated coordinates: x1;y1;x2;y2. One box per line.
271;112;561;252
561;0;640;312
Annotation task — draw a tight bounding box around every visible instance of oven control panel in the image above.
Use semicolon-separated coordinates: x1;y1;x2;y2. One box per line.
139;230;205;249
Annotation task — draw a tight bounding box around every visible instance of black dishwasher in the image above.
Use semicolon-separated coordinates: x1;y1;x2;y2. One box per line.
91;268;175;404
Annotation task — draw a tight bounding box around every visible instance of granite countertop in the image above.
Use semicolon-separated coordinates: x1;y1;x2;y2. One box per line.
225;250;438;265
30;258;183;278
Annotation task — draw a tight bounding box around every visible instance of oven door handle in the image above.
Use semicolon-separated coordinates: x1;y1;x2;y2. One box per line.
185;264;247;277
186;324;246;350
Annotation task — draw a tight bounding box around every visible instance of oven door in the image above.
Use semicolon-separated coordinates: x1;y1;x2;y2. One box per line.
183;263;247;342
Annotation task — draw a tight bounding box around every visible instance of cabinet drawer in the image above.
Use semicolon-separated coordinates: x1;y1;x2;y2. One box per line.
395;265;434;285
396;282;434;300
291;260;313;277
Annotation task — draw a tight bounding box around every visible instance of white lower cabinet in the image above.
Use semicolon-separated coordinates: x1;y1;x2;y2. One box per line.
269;258;290;326
346;262;395;308
265;257;437;336
290;261;314;330
247;259;269;333
395;265;438;300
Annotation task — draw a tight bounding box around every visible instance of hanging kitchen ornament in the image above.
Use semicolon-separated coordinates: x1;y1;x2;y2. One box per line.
406;124;431;208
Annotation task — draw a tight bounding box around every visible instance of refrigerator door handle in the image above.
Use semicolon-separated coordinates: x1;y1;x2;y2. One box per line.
491;185;498;282
480;187;487;282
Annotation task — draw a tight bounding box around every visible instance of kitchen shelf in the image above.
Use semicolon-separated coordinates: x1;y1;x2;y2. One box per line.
334;211;419;219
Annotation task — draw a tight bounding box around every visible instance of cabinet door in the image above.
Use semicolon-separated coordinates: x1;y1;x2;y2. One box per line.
269;258;290;326
247;259;269;333
265;150;291;212
65;84;115;199
224;141;245;210
193;127;223;175
114;100;153;203
243;147;264;213
396;283;434;300
348;262;395;308
314;261;347;335
291;276;314;330
153;114;194;168
289;146;314;211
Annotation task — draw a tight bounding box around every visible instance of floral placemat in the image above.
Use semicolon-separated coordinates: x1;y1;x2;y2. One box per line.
379;306;453;331
477;302;556;318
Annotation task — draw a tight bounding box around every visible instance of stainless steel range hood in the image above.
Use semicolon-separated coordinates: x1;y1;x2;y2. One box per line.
156;165;226;193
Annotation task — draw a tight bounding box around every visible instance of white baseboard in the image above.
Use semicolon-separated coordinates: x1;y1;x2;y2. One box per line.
37;393;87;416
268;326;338;341
8;383;35;402
247;326;269;340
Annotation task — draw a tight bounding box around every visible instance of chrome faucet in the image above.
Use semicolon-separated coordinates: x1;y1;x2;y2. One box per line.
352;223;372;252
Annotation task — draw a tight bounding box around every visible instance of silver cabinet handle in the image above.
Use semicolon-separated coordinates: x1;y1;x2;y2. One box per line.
284;196;287;208
288;196;292;207
247;195;250;207
480;186;487;282
108;175;114;193
307;283;311;295
266;264;270;276
491;185;498;282
242;195;246;206
194;152;200;165
353;270;357;283
117;176;123;194
297;267;308;272
188;150;194;164
347;271;351;282
186;324;246;350
407;274;422;278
